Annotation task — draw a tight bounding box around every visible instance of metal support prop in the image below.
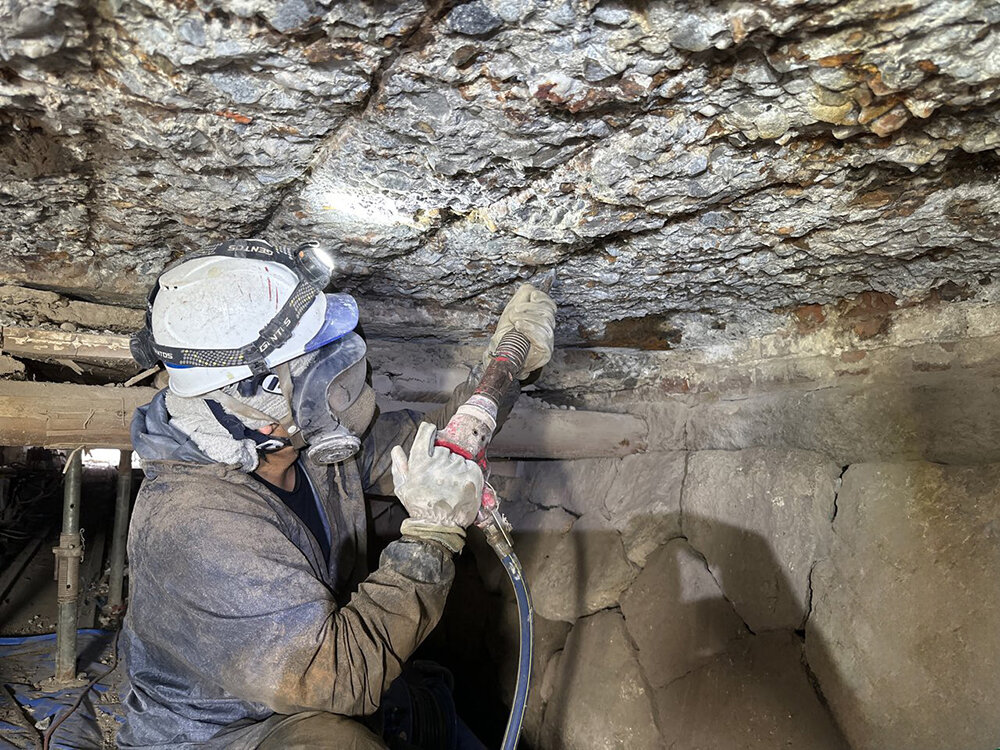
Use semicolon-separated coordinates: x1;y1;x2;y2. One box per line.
53;449;84;685
107;450;132;615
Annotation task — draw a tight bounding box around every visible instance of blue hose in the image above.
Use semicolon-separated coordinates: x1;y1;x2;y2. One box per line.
495;546;534;750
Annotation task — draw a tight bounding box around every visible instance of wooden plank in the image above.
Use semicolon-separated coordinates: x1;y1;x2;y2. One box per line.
0;382;156;449
0;326;134;363
0;381;648;457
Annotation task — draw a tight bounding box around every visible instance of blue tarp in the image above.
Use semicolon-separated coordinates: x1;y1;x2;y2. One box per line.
0;629;123;749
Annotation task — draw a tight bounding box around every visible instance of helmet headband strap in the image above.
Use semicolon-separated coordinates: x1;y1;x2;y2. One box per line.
273;361;307;450
212;391;284;426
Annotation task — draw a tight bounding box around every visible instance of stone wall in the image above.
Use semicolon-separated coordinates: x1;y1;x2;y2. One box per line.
479;447;849;749
464;325;1000;749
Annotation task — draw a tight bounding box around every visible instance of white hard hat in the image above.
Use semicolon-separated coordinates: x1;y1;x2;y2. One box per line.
132;239;359;397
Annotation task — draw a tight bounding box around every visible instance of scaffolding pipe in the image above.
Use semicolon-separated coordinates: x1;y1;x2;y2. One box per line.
53;449;83;685
107;450;132;614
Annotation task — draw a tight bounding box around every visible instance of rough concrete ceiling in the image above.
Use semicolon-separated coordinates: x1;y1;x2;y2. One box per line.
1;0;999;346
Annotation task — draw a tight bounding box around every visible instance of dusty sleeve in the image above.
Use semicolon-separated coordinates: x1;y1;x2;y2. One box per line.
138;493;454;717
359;370;520;496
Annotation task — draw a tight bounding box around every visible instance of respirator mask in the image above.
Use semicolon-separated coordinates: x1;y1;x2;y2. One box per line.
285;332;376;464
209;331;376;465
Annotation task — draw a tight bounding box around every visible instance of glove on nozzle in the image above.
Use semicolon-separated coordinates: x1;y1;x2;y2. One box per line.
391;422;484;553
483;283;557;379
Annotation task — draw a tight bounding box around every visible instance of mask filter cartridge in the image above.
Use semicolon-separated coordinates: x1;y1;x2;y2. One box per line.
291;333;371;464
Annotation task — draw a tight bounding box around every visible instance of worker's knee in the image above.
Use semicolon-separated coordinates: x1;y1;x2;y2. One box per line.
256;711;387;750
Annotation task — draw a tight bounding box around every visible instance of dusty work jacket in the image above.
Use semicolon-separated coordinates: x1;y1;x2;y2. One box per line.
119;382;493;750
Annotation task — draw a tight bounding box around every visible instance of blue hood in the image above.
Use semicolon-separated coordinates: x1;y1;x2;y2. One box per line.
130;390;212;477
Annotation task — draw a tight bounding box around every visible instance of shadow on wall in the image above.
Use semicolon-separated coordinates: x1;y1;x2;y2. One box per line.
463;457;852;750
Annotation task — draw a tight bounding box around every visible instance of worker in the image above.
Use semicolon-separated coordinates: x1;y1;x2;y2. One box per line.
119;239;556;749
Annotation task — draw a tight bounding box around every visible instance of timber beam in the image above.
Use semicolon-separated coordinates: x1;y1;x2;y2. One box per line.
0;381;156;449
1;326;137;367
0;381;648;458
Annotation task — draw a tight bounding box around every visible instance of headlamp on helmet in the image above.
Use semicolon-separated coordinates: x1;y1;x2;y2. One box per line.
131;238;358;398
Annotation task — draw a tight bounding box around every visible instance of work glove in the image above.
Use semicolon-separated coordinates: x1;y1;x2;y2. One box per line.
482;283;557;379
391;422;484;554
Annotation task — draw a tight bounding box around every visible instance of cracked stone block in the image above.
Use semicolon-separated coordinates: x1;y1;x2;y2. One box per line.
504;500;637;622
520;457;620;518
806;462;1000;750
683;449;839;631
513;452;683;566
631;400;688;451
541;610;662;750
605;452;684;566
654;631;848;749
621;538;747;689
